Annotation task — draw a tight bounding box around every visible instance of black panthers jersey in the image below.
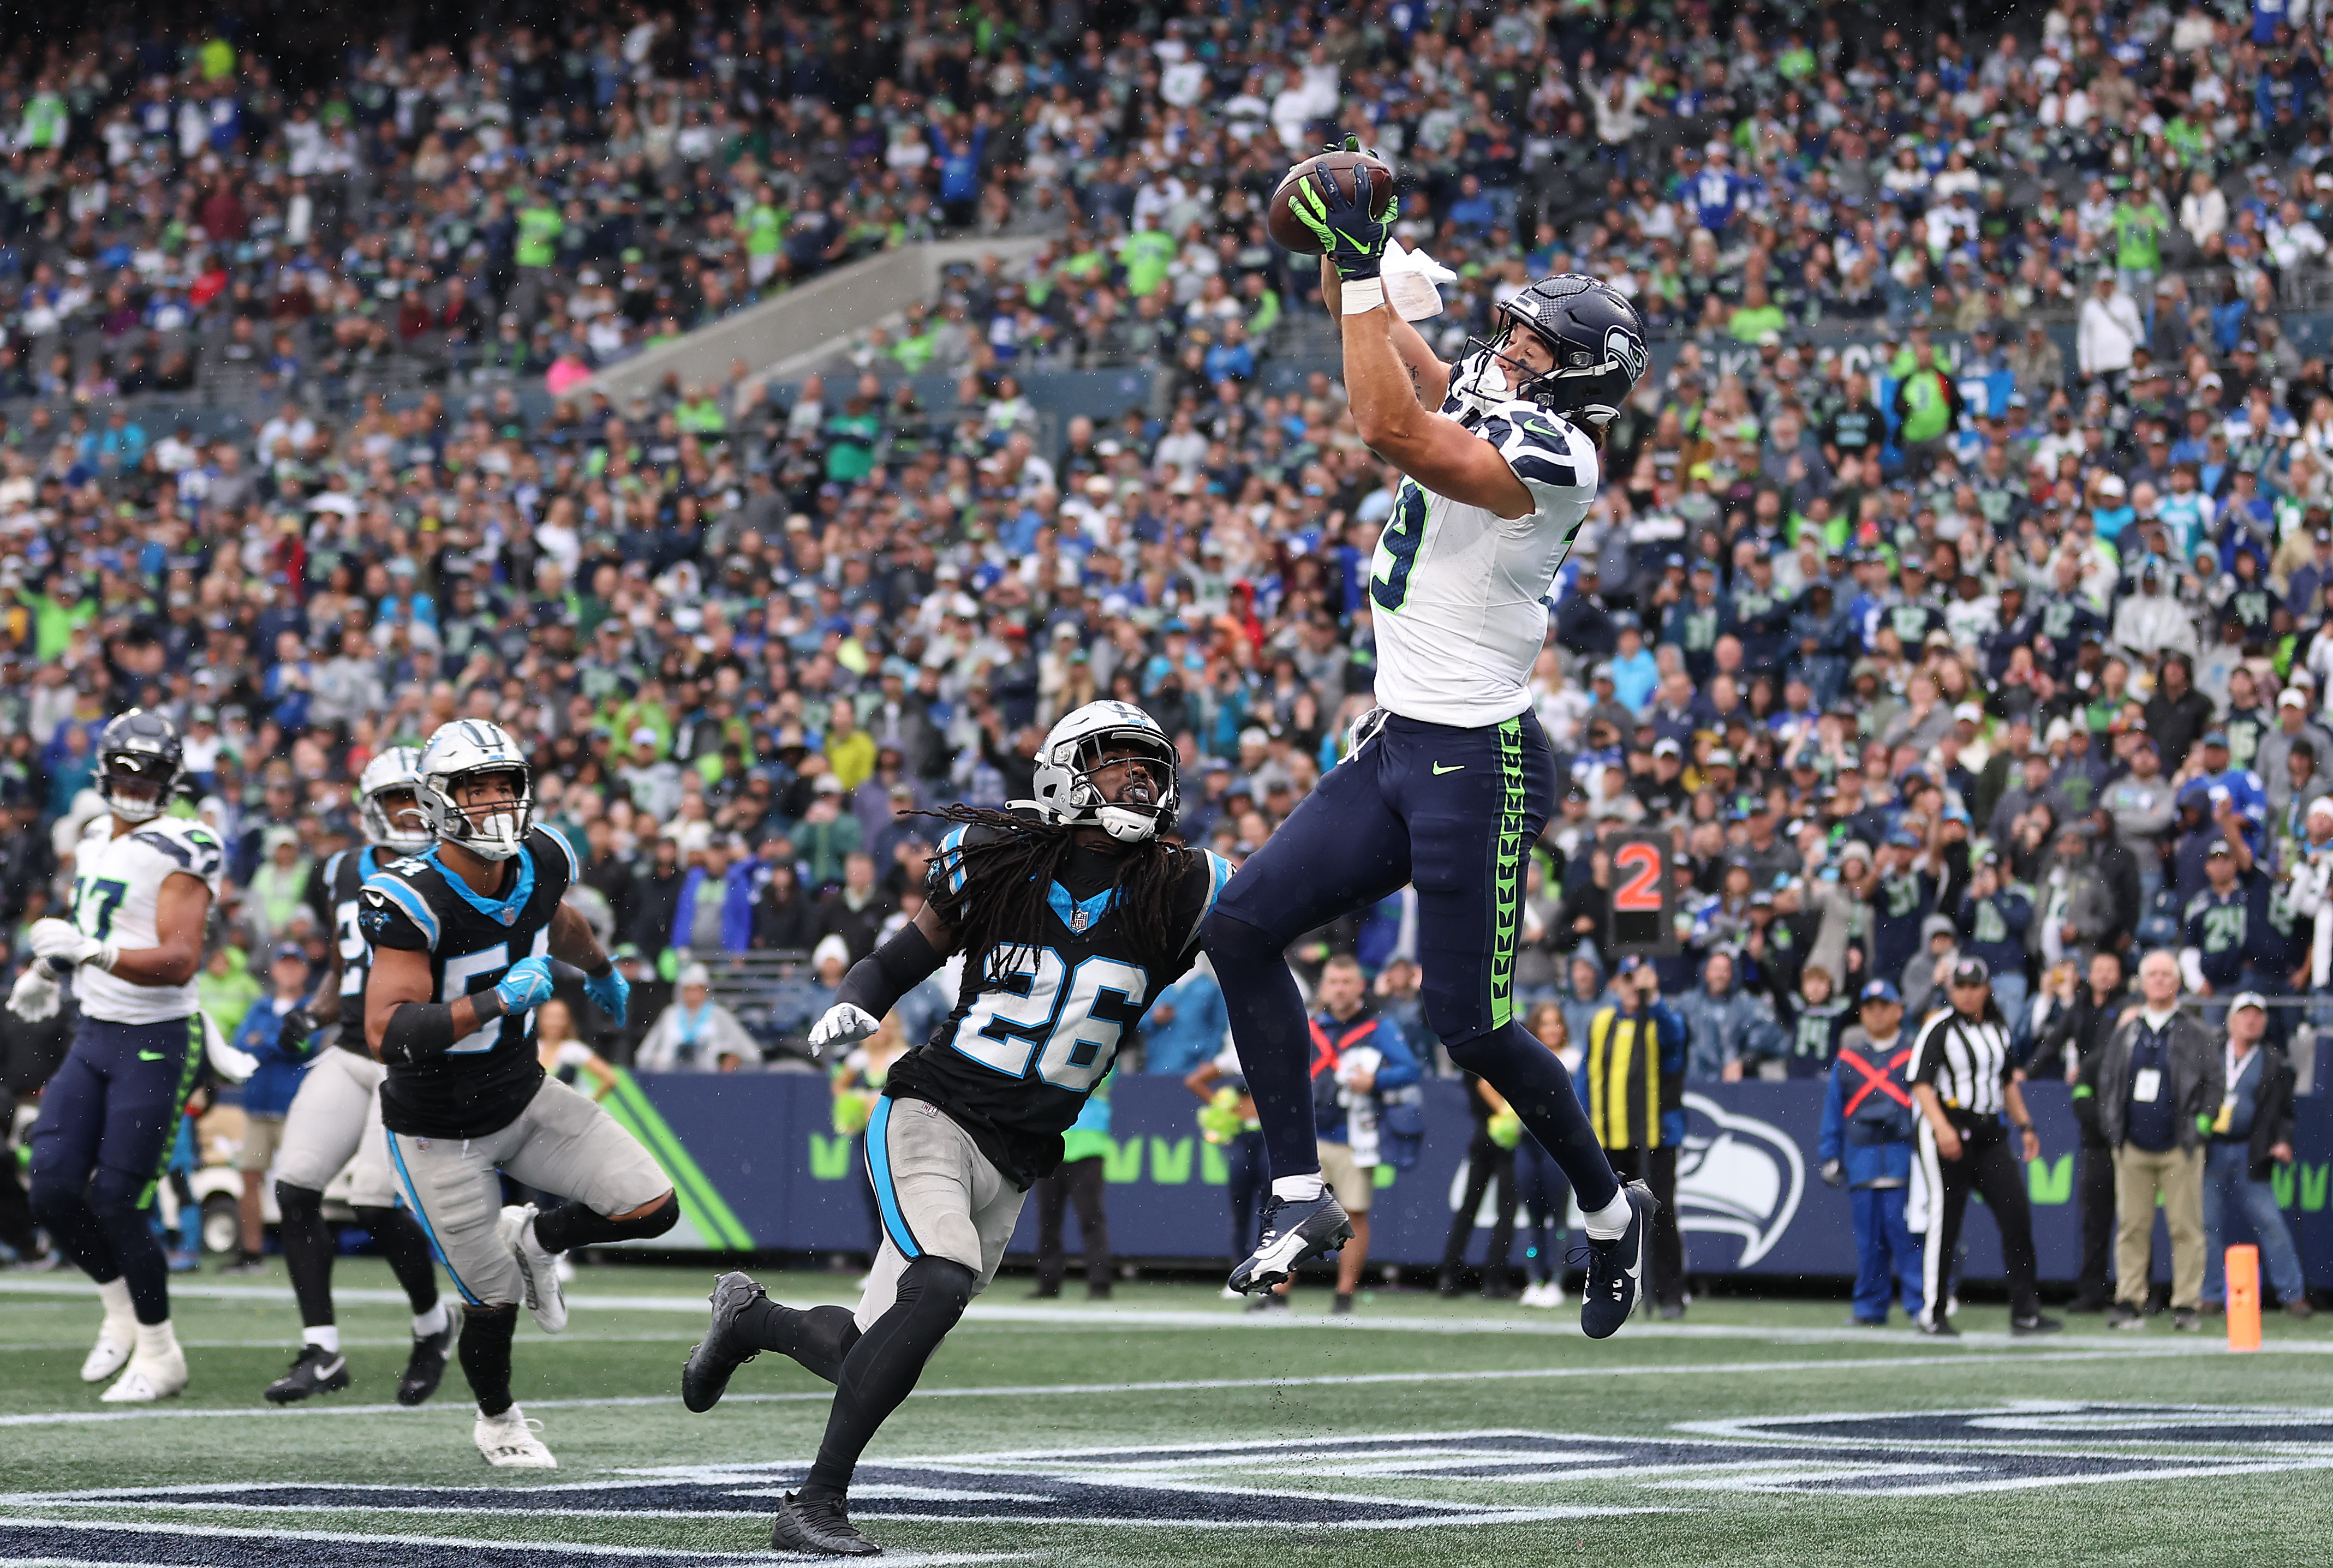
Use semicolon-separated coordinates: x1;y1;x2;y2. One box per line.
360;825;578;1139
323;845;390;1057
884;812;1233;1187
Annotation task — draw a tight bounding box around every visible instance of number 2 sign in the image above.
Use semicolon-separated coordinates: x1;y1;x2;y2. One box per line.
1606;832;1679;955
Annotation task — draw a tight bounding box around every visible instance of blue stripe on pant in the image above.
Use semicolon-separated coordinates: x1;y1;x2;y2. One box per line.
385;1129;482;1306
864;1097;922;1259
1849;1184;1924;1324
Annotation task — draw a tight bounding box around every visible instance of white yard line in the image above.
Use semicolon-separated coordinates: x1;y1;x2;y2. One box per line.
5;1276;2312;1352
0;1345;2254;1429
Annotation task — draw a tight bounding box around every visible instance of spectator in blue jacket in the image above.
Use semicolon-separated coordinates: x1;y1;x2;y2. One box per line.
1138;960;1228;1079
1607;616;1659;710
225;944;315;1272
1817;979;1926;1326
1303;954;1421;1315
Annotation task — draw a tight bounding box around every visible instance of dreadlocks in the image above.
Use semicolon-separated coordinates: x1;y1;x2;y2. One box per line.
919;805;1192;982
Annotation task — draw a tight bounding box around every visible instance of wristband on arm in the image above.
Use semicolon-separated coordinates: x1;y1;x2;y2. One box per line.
834;923;945;1020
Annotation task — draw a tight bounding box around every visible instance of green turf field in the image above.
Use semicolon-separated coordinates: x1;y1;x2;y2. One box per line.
3;1261;2331;1567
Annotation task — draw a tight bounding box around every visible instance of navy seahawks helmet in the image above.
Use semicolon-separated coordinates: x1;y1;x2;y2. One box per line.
1448;273;1648;430
96;709;186;824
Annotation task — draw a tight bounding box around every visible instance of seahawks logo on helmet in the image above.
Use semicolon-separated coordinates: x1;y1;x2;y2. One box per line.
1606;323;1648;387
1450;272;1648;427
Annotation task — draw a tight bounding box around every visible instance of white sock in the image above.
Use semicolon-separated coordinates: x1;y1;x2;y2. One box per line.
134;1320;178;1360
303;1326;341;1354
97;1277;135;1330
1581;1192;1633;1241
414;1302;450;1339
1270;1175;1326;1203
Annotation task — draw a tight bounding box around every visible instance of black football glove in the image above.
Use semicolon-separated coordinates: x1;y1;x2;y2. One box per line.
278;1005;320;1057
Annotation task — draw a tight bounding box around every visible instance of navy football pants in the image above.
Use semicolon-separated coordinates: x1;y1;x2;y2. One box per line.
1203;712;1619;1214
27;1015;201;1325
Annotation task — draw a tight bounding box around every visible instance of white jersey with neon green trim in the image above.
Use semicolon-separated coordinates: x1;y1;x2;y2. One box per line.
1367;398;1600;729
69;815;225;1023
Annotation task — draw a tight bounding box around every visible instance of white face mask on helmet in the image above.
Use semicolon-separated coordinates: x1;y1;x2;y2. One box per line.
1445;333;1526;421
357;745;432;851
1030;701;1180;843
416;721;534;861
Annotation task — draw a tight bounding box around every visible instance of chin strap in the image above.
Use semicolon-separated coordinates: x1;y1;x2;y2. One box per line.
1097;806;1161;842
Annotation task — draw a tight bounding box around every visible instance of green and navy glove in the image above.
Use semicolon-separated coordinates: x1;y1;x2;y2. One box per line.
493;956;556;1016
277;1004;320;1058
1288;135;1395;282
583;965;630;1025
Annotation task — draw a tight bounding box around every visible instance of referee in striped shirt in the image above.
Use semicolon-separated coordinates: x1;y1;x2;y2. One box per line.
1907;955;2062;1337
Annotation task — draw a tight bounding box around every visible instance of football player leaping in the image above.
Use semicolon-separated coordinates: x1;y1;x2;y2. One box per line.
19;711;223;1402
679;701;1233;1558
1201;150;1658;1334
361;720;673;1469
261;747;455;1407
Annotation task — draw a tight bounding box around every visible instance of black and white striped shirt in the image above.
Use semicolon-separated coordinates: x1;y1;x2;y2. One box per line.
1907;1008;2015;1118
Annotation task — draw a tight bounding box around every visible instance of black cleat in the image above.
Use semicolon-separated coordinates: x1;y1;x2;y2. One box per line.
769;1491;879;1556
397;1318;458;1407
264;1343;351;1404
2013;1313;2065;1337
1228;1192;1352;1295
1578;1180;1656;1339
1917;1316;1961;1338
682;1271;766;1413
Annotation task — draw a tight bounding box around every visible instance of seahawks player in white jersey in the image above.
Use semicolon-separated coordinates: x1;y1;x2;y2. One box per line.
1202;143;1656;1337
19;711;222;1402
261;747;453;1407
361;721;673;1469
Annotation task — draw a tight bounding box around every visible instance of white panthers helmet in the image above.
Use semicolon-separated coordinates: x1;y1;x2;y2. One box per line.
357;746;432;851
416;721;533;861
1030;701;1179;843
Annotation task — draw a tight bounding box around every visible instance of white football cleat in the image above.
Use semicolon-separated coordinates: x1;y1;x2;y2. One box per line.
99;1345;188;1403
475;1404;558;1468
81;1326;134;1384
500;1204;566;1334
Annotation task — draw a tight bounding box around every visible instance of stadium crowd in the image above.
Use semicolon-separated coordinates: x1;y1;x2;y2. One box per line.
0;2;2328;1302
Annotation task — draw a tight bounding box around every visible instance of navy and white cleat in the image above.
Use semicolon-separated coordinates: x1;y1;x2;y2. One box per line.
1578;1179;1657;1339
1228;1192;1353;1295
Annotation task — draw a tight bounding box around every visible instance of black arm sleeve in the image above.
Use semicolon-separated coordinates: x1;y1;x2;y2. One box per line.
834;923;945;1020
379;993;505;1066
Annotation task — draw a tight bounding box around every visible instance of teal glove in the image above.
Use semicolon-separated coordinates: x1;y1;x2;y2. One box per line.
583;966;630;1025
494;956;556;1016
1287;135;1395;281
